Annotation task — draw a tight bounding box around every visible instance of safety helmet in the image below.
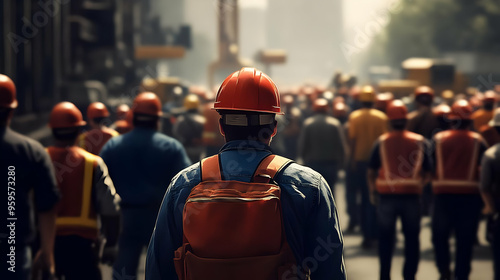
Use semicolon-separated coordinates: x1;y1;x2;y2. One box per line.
375;93;394;112
313;98;329;113
282;95;294;106
358;85;376;102
333;102;348;118
414;86;434;98
116;104;130;119
386;100;408;120
214;67;282;114
132;92;162;116
184;94;200;110
49;102;87;128
0;74;18;109
433;104;451;118
483;90;497;104
441;90;454;100
448;99;472;120
87;102;110;120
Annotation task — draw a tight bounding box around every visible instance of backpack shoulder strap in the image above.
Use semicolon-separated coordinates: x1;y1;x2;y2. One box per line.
252;155;293;183
200;155;221;181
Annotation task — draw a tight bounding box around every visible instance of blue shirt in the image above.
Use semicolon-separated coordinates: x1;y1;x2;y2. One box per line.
146;140;346;279
100;128;191;209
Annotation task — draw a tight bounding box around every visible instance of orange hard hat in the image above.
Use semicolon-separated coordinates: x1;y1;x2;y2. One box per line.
449;99;472;120
313;98;329;113
375;93;394;112
333;96;345;105
0;74;18;109
116;104;130;119
433;104;451;118
87;102;110;120
333;102;348;118
414;86;434;97
214;67;282;114
133;92;162;116
386;100;408;120
49;102;86;128
483;90;497;103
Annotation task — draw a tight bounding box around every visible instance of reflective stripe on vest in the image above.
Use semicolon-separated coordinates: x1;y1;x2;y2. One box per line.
433;132;480;193
55;151;98;229
376;132;424;194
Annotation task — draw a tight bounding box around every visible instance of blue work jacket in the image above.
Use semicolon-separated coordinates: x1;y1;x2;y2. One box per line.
146;140;346;280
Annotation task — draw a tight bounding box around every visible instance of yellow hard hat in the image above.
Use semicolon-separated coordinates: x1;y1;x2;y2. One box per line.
184;94;200;110
359;85;376;102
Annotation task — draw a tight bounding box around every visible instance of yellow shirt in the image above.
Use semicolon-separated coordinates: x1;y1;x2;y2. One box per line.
348;108;388;161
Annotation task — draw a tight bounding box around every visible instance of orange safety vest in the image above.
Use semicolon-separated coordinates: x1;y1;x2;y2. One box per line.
376;131;425;194
78;127;119;155
174;154;302;280
46;146;99;240
433;130;482;194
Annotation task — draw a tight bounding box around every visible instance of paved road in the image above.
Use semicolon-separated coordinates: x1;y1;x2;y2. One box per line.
102;173;495;280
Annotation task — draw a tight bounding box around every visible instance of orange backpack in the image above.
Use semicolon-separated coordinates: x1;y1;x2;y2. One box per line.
174;154;302;280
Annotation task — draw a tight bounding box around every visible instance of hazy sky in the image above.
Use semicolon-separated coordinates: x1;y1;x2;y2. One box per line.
239;0;395;30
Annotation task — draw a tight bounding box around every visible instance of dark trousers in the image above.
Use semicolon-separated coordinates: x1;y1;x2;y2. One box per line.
347;161;377;239
55;235;101;280
377;195;420;280
113;208;158;278
493;200;500;280
431;194;482;280
306;161;338;197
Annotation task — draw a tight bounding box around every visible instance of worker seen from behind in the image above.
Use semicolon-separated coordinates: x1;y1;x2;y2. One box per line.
146;67;346;280
431;100;488;280
298;98;347;196
367;100;432;280
110;104;130;132
472;90;496;132
172;94;206;163
433;104;452;134
46;102;120;280
0;74;60;280
78;102;119;155
407;86;440;139
346;85;388;246
100;92;191;278
479;111;500;280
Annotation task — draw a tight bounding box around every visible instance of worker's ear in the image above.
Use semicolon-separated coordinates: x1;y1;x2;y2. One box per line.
218;118;225;137
271;120;278;137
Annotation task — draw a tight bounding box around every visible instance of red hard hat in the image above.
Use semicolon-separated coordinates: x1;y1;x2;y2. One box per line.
386;100;408;120
375;93;394;112
449;99;472;120
87;102;110;120
433;104;451;118
414;86;434;97
313;98;329;113
49;102;87;128
483;90;497;103
214;68;282;114
0;74;18;109
333;102;348;118
133;92;162;116
116;104;130;119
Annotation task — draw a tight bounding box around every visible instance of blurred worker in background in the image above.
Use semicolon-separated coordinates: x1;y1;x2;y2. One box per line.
374;93;394;114
368;100;432;280
46;102;120;280
202;95;226;157
100;92;191;278
0;74;60;280
480;108;500;147
173;94;206;163
433;104;452;134
146;68;346;280
110;104;130;131
407;86;440;139
472;90;496;132
333;98;349;124
346;85;388;247
280;94;302;159
114;110;133;135
298;98;347;196
431;100;488;280
479;110;500;280
78;102;119;155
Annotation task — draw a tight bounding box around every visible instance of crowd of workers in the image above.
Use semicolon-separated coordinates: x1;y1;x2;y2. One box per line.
1;67;500;280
